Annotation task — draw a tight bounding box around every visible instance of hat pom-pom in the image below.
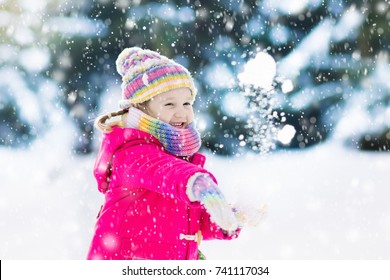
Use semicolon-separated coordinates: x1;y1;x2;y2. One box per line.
115;47;143;77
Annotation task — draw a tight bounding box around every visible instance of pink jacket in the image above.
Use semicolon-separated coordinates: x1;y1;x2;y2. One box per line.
87;127;238;260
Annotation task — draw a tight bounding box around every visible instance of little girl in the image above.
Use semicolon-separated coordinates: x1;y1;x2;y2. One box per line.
87;47;246;260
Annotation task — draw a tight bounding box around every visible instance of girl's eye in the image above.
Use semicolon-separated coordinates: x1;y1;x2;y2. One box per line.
184;102;192;106
164;103;174;107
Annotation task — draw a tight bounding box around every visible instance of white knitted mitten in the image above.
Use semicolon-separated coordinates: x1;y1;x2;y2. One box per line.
187;174;239;232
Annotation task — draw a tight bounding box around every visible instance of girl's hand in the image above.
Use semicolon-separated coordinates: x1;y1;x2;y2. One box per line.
187;174;239;232
199;189;239;232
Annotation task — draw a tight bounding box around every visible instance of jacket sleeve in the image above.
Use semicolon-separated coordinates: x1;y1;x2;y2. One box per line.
110;142;217;205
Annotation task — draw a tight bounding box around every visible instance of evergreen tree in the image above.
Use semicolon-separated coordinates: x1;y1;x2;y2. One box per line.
0;0;60;147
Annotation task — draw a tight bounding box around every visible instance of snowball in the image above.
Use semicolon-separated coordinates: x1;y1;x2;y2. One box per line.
277;124;296;145
238;52;276;90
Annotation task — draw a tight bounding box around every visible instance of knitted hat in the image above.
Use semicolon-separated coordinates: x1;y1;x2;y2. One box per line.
116;47;197;108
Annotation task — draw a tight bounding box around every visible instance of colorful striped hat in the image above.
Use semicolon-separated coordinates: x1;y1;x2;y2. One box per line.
116;47;197;108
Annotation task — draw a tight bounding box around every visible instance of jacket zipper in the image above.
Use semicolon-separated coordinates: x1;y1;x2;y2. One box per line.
185;206;191;259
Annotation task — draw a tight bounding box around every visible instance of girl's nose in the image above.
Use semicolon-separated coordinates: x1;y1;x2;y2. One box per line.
174;107;186;118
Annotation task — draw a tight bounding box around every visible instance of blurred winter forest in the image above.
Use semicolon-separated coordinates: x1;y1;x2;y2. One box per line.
0;0;389;156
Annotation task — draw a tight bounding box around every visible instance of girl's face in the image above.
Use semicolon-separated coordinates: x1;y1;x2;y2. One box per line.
144;87;194;129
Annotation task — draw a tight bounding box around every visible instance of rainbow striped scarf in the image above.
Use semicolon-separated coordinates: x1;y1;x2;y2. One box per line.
123;107;201;157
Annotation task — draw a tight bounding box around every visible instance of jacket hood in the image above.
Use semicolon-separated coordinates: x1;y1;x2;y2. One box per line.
94;127;164;193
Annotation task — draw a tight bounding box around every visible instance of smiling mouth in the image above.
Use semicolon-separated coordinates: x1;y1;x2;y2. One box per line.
170;122;186;128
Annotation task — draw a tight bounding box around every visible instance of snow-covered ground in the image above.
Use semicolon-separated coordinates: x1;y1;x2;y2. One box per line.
1;116;390;260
